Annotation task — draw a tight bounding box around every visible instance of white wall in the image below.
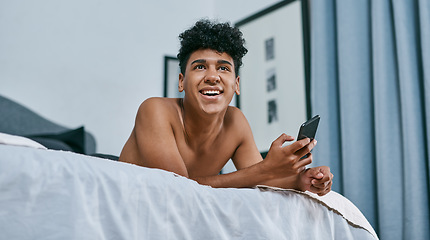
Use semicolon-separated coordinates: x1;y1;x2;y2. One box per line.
0;0;282;155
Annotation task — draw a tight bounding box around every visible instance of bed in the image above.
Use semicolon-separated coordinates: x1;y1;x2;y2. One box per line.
0;95;378;239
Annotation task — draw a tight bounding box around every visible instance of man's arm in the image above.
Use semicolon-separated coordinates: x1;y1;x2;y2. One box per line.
190;135;314;189
120;98;190;177
191;108;315;189
224;108;333;194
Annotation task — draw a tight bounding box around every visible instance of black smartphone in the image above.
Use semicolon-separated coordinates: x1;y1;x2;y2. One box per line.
297;115;320;141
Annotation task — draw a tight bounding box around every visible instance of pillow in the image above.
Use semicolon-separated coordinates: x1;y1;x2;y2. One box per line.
0;132;48;150
26;127;86;153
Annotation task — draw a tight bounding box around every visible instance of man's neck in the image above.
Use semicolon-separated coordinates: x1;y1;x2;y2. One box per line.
180;98;226;149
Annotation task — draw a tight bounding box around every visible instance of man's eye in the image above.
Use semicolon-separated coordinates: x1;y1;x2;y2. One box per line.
195;65;205;69
219;66;230;71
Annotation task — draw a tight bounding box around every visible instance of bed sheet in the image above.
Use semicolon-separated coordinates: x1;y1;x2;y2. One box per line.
0;145;378;239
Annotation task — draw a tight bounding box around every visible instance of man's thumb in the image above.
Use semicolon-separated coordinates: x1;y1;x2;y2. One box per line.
273;133;294;147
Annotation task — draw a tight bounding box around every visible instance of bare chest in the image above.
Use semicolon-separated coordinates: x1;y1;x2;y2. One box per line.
175;132;238;177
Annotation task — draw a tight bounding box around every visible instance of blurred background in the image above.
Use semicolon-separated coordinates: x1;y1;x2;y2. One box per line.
0;0;282;156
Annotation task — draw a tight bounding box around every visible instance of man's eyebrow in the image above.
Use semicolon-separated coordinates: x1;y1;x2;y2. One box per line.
217;60;233;66
190;59;206;65
190;59;233;66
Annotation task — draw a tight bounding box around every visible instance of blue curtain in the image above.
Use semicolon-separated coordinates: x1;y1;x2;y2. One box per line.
309;0;430;239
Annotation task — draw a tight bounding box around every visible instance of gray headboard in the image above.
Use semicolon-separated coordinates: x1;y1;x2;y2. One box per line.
0;95;96;154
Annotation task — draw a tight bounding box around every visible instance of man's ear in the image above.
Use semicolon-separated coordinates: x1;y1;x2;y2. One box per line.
178;73;184;92
234;76;240;95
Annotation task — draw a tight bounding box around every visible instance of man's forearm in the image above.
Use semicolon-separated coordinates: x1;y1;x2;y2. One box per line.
191;162;300;189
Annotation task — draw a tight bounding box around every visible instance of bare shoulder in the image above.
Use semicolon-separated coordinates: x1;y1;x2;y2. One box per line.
120;97;187;174
224;106;253;140
133;97;182;135
136;97;180;121
225;106;249;128
138;97;178;112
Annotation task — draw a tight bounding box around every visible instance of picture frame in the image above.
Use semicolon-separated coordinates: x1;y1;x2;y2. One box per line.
235;0;310;154
163;56;184;98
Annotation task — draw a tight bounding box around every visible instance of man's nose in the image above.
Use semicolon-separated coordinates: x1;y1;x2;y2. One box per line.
205;67;220;84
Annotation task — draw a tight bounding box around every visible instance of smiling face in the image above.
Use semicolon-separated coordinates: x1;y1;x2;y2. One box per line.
179;49;240;115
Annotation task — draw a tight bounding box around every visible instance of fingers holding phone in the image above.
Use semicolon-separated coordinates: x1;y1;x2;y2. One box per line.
294;139;317;158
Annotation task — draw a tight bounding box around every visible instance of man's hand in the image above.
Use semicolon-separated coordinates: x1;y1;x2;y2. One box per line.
297;166;333;196
263;134;316;178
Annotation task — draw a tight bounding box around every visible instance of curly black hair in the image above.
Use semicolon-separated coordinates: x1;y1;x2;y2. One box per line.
177;19;248;77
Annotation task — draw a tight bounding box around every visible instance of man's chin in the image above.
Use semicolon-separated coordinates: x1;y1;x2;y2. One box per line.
200;104;228;115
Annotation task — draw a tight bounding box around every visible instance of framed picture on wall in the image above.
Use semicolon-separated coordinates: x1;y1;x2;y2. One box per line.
235;0;310;154
164;56;184;98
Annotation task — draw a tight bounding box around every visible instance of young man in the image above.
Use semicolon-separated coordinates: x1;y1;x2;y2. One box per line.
119;20;333;196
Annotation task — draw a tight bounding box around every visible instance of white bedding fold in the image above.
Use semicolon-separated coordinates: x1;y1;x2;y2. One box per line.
256;186;378;239
0;132;47;149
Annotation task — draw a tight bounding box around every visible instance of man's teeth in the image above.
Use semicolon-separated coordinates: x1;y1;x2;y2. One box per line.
202;90;220;95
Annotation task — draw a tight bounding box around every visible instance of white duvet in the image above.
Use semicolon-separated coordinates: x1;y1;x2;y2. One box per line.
0;144;378;240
